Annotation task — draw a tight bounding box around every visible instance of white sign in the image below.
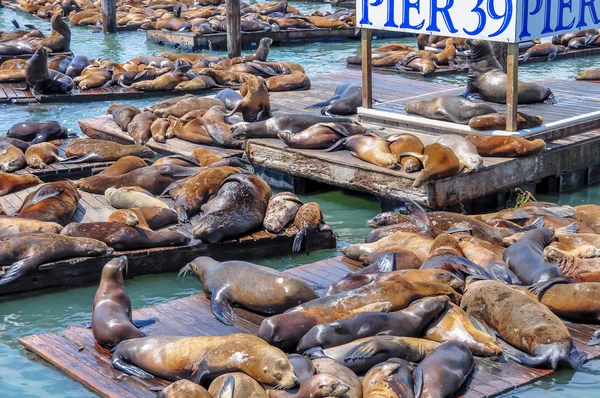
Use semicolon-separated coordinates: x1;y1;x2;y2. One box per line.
357;0;600;43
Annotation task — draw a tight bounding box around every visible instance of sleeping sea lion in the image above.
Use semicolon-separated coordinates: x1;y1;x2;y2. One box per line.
326;133;397;169
268;374;349;398
0;215;62;237
0;172;41;195
0;143;25;172
307;83;361;116
209;373;267;398
435;134;482;171
159;380;212;398
24;142;63;168
230;114;353;140
107;207;178;230
105;187;169;209
465;135;546;157
404;143;462;187
17;180;79;225
362;359;414;398
7;120;66;143
263;192;302;233
386;133;424;172
405;96;496;124
292;202;324;253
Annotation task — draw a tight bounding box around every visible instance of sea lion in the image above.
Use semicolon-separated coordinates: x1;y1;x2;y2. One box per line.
362;359;414;398
31;12;71;52
193;174;272;242
131;68;189;91
263;192;302;233
307;84;361;116
521;43;565;62
366;212;412;228
77;164;198;195
192;148;222;166
17;180;79;226
159;380;212;398
413;341;474;398
111;334;298;387
184;256;317;325
24;142;62;168
544;246;600;277
461;280;585;369
92;256;145;348
310;353;362;398
149;118;171;144
292;202;324;253
0;68;26;82
424;302;501;357
459;240;519;284
25;47;73;96
405;96;496;125
326;133;397;169
0;233;112;285
127;111;157;145
167;116;213;145
153;155;201;167
287;354;315;383
351;250;423;273
386;133;424;172
107;207;178;230
64;139;155;163
222;74;272;122
465;135;545;157
574;204;600;233
343;231;434;264
463;40;556;104
0;136;30;152
435;134;482;171
468;111;544;131
278;122;361;150
153;97;223;118
0;143;25;172
215;88;243;111
105;186;169;209
396;55;437;75
96;157;149;178
108;105;142;132
268;374;349;398
231;113;353;140
297;296;448;352
209;373;267;398
259;302;393;353
0;172;41;195
405;143;462;188
576;68;600;81
7;121;66;143
65;55;90;78
0;215;62;237
266;71;311;92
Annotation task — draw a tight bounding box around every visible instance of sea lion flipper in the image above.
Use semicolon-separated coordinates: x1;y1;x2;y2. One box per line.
344;339;393;362
527;277;570;295
189;359;212;385
413;366;424;398
306;95;339;110
375;251;396;273
218;375;235;398
211;289;236;326
132;319;156;329
292;229;306;253
545;206;575;219
60;154;99;164
588;329;600;346
568;348;588;369
555;222;578;235
28;187;64;206
323;138;347;153
398;151;425;162
111;357;155;379
404;198;435;234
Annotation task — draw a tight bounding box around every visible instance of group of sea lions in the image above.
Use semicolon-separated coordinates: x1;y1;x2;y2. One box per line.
0;13;70;55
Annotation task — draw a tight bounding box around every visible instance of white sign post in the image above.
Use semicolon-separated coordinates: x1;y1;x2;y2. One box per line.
358;0;600;131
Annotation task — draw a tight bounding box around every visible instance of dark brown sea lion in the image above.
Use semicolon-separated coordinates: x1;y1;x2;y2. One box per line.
0;136;30;152
405;96;496;125
465;135;546;157
287;354;316;383
25;47;73;96
24;142;62;168
462;280;585;369
413;341;474;398
0;233;112;285
64;139;155;163
268;373;350;398
77;164;198;195
386;133;424;172
127;111;157;145
111;334;298;387
307;84;361;116
326;133;397;169
362;359;414;398
463;40;556;104
184;256;317;325
468;111;544;131
0;143;25;172
107;207;178;230
159;380;212;398
292;202;324;253
297;296;448;352
263;192;302;233
108;105;142;132
231;113;353;140
366;212;412;228
209;373;267;398
0;216;62;237
222;74;272;122
259;303;392;353
0;172;41;195
193;173;272;242
92;256;145;348
405;143;462;187
17;180;79;225
7;120;66;143
153;155;200;168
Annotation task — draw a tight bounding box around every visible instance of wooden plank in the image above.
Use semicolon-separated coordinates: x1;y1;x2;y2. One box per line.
226;0;241;58
506;43;519;132
361;28;373;109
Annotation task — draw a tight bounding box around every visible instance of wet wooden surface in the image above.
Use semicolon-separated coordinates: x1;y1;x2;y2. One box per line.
18;255;600;398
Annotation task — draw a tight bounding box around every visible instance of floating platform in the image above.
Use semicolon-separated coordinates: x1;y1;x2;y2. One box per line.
0;185;336;299
19;255;600;398
146;28;406;51
78;115;242;158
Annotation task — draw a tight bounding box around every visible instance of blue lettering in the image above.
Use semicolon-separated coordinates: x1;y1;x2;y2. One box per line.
399;0;425;29
427;0;458;33
464;0;486;35
556;0;575;31
359;0;384;25
385;0;398;27
542;0;554;34
519;0;543;38
488;0;513;38
577;0;600;28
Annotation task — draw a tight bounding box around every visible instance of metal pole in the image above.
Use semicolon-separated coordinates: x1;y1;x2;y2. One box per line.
101;0;117;33
361;28;373;108
226;0;241;58
506;42;519;132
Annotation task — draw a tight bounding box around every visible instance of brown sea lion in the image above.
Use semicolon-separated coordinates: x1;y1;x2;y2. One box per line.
575;205;600;233
351;250;422;272
17;180;79;226
0;143;25;172
343;232;434;264
111;334;298;387
309;354;362;398
223;74;272;122
231;114;353;140
258;303;392;353
544;246;600;277
297;296;448;352
366;212;412;228
326;133;397;169
403;143;462;187
92;256;145;348
0;172;41;195
127;111;157;145
425;302;501;357
468;111;544;131
266;71;311;92
0;68;27;83
107;207;178;230
153;97;222;118
435;135;482;171
209;373;267;398
153;155;201;167
268;373;350;398
459;240;519;284
576;68;600;81
435;38;457;65
131;69;189;91
184;256;317;325
521;43;565;62
263;192;302;233
193;173;272;242
386;133;424;172
167;116;213;145
64;139;155;163
405;96;496;125
24;142;62;168
192;148;222;166
105;186;169;209
397;55;436;75
0;233;112;285
159;380;212;398
462;280;585;369
108;105;142;132
149;118;170;143
31;12;71;52
413;341;474;398
0;216;62;238
61;222;190;250
292;202;324;253
278;122;362;150
362;359;414;398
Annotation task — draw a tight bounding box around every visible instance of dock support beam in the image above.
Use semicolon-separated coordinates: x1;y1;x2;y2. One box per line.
361;29;373;108
101;0;117;33
506;42;519;132
226;0;241;58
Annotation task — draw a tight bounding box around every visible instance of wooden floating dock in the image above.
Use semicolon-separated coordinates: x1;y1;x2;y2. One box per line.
0;185;336;298
18;255;600;398
146;28;406;51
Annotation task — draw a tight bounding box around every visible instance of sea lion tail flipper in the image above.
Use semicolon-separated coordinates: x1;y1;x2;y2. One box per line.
218;375;235;398
28;187;64;206
588;329;600;346
527;276;570;295
159;181;181;198
545;206;575;219
292;229;306;253
445;225;473;234
516;216;545;232
12;19;20;29
398;151;425;162
323;138;348;153
404;198;436;234
544;91;557;105
132;319;156;329
469;317;498;340
547;51;558;62
413;367;424;398
376;251;396;272
306;96;339;109
344;339;391;362
568;348;588;369
111;357;155;379
555;222;578;235
190;359;212;385
521;53;530;62
211;290;236;326
499;341;549;367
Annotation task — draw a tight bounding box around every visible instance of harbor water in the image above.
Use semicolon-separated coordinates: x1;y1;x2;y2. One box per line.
1;5;600;397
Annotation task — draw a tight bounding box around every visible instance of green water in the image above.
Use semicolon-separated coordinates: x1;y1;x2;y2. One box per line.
2;6;600;397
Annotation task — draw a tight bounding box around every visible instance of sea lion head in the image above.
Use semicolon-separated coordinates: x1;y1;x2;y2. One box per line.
183;256;220;283
463;153;483;171
304;374;350;397
110;209;140;227
404;100;426;115
253;346;298;389
100;256;128;287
